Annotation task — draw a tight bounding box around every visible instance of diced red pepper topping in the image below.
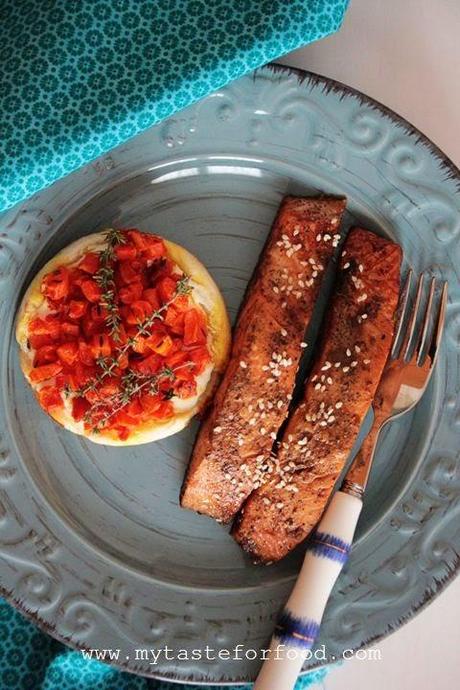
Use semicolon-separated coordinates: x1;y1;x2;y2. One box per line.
175;379;197;399
30;362;63;383
61;322;80;338
72;396;91;422
188;345;211;375
78;252;100;274
57;341;79;367
164;305;185;335
128;230;166;259
34;345;57;367
127;300;153;324
29;315;61;339
81;279;102;303
91;333;111;358
183;308;207;345
37;385;63;411
29;333;54;349
157;276;177;303
142;288;160;310
26;228;211;440
68;300;87;320
41;267;70;302
148;333;174;356
119;282;143;305
119;260;142;284
166;349;191;368
116;426;130;441
78;341;95;366
114;243;137;261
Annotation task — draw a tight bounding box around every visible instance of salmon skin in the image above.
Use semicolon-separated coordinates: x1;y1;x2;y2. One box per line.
232;228;402;562
180;196;347;523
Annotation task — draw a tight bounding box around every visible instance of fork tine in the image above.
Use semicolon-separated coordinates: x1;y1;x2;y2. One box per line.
391;269;413;359
402;272;425;361
424;281;448;367
416;277;436;365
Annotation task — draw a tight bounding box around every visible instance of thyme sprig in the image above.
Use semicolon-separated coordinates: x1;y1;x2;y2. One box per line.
137;275;191;336
75;274;192;398
94;228;126;341
101;228;127;261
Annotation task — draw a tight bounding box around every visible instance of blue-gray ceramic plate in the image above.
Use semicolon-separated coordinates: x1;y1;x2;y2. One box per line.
0;65;459;685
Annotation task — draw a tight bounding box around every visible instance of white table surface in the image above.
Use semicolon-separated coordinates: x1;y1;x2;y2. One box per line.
281;1;460;688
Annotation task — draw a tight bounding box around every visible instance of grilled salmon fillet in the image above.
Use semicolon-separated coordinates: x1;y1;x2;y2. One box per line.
232;228;402;561
180;196;347;522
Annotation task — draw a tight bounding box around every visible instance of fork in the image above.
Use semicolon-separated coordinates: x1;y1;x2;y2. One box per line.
254;272;448;690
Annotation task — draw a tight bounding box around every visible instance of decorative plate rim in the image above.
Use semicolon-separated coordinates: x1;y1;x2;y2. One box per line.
270;63;460;180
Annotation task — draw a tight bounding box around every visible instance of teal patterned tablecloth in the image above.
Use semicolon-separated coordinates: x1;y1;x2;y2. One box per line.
0;0;349;213
0;598;329;689
0;0;349;687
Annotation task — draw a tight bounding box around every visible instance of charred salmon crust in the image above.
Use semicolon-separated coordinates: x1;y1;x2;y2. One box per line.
180;196;347;522
232;228;402;562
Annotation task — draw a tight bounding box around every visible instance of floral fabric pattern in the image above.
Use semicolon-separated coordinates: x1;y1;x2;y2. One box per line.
0;598;329;689
0;0;349;212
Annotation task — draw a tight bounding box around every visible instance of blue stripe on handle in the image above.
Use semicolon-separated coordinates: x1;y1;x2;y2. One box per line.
274;609;320;649
306;530;351;564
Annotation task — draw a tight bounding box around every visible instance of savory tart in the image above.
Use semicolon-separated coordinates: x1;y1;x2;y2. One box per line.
181;196;346;523
16;228;230;446
232;227;402;562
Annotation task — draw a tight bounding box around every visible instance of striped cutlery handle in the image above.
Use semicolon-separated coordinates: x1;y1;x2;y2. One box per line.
254;491;362;690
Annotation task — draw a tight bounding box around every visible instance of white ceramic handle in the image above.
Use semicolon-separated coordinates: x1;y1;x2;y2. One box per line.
254;491;363;690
